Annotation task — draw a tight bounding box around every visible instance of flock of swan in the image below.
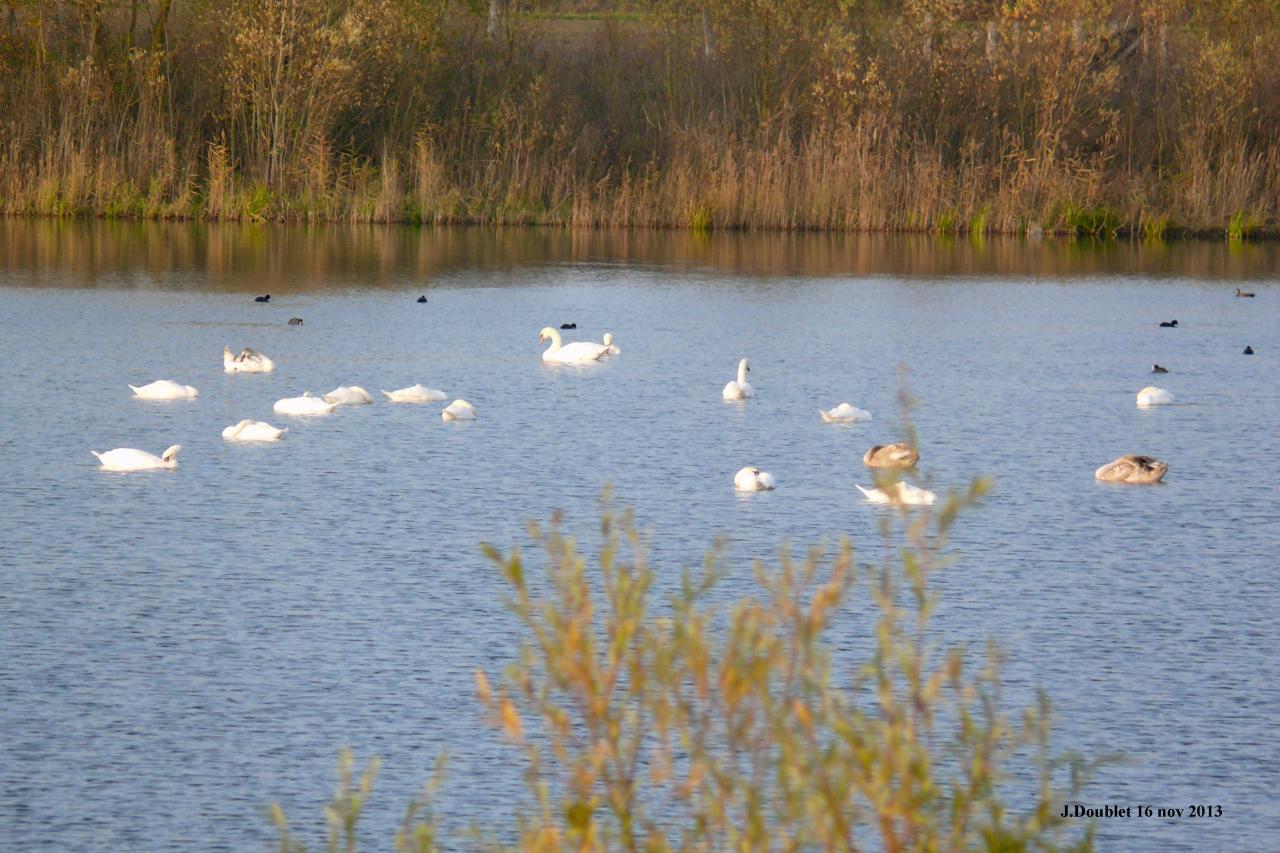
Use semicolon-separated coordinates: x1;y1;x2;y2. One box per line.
92;287;1259;500
90;325;617;473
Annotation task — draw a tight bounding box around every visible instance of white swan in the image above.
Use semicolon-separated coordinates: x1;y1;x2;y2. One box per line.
601;333;621;356
539;327;607;364
381;384;448;403
274;392;339;415
722;358;754;400
130;380;198;400
323;386;373;405
221;420;288;441
1136;386;1174;407
442;399;476;421
223;346;275;373
92;444;181;471
856;482;936;506
819;403;872;423
734;466;776;491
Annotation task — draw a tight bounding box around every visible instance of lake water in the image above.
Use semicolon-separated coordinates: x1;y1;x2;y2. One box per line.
1;221;1277;851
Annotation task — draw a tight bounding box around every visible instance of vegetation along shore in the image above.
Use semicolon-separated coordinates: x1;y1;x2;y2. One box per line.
2;1;1277;236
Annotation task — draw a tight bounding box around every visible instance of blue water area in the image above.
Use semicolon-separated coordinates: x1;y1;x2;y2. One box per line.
1;222;1277;850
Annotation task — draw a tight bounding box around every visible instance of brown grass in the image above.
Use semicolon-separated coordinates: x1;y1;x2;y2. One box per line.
1;1;1278;235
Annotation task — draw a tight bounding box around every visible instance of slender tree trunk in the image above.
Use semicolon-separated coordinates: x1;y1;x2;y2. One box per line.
126;0;139;50
85;0;106;60
151;0;172;52
487;0;502;39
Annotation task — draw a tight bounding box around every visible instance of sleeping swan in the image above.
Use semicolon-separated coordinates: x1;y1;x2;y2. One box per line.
722;358;754;400
221;420;288;441
1094;455;1168;484
381;384;448;403
856;481;936;506
820;403;872;423
324;386;373;405
539;327;607;363
734;467;776;491
863;443;919;468
274;392;339;415
92;445;181;471
442;399;476;421
1136;386;1174;407
130;380;198;400
223;346;275;373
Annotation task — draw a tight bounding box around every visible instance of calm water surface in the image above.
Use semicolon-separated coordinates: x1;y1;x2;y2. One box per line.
1;222;1277;850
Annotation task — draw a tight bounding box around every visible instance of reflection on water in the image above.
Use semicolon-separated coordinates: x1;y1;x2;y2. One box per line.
3;218;1279;290
0;220;1277;852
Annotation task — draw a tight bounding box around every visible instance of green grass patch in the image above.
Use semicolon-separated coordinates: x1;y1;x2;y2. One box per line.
1227;210;1262;240
1062;204;1123;237
688;203;713;232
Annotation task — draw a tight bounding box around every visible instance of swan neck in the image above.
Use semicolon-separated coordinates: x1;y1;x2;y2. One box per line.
547;328;562;350
737;360;748;384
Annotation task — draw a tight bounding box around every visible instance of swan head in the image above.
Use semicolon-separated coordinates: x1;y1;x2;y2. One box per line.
740;358;750;373
539;327;561;347
603;333;613;346
161;445;182;463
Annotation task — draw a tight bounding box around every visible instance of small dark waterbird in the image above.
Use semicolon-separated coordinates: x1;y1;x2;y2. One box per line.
1235;288;1255;297
288;317;304;326
255;294;270;303
417;295;428;303
1152;364;1168;373
560;322;577;329
1244;346;1254;355
1159;320;1178;327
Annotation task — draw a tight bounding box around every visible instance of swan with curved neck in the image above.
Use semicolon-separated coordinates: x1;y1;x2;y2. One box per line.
222;420;287;441
722;358;754;400
323;386;373;405
734;467;776;491
539;327;607;363
92;444;181;471
1095;455;1167;484
223;346;275;373
863;443;919;468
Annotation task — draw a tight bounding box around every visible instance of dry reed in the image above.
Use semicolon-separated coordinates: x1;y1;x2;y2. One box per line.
1;0;1277;235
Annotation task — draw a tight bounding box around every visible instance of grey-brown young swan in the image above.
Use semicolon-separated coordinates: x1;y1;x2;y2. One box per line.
1094;455;1168;484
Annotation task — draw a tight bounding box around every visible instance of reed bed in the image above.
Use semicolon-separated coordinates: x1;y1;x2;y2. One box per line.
1;1;1278;235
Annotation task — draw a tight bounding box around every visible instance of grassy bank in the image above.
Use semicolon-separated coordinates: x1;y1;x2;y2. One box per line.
1;1;1278;236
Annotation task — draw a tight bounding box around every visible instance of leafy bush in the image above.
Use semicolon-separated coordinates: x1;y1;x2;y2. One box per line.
272;479;1098;851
